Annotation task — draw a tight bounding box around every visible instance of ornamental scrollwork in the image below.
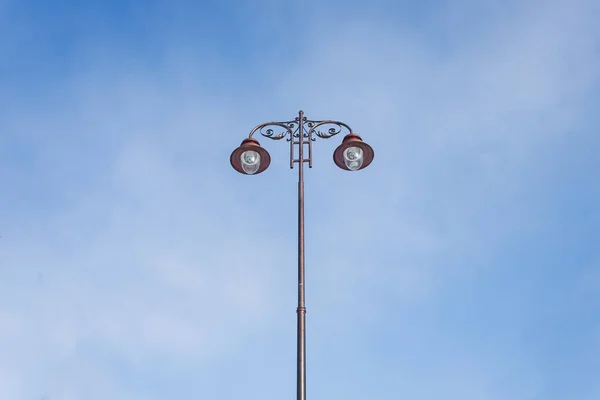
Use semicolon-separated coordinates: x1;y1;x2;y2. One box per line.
249;121;296;141
306;120;353;141
246;115;353;142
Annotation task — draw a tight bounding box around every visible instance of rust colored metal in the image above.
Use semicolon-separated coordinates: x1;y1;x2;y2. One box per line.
230;111;374;400
333;133;375;171
296;110;307;400
230;137;271;175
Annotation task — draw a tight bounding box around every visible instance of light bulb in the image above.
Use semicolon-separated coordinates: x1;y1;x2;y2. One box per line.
241;150;260;174
343;146;363;171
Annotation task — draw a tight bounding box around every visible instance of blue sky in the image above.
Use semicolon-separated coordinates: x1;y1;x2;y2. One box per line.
1;0;599;399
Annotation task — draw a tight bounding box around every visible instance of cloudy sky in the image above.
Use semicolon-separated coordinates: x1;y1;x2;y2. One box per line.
1;0;599;399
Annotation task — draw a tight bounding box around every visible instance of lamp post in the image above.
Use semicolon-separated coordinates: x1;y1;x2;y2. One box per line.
230;110;374;400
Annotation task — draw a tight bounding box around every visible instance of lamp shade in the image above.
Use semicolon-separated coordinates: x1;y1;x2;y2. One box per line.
230;138;271;175
333;133;374;171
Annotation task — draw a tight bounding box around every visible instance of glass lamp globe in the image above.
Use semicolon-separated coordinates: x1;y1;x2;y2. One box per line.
343;146;363;171
241;150;261;174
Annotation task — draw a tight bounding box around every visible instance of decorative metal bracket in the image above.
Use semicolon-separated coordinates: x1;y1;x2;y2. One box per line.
247;112;354;169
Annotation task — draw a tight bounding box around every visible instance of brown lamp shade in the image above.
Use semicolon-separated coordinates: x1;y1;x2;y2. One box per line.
230;138;271;175
333;133;374;171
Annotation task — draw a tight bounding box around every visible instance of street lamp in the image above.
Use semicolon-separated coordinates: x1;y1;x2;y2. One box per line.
230;110;374;400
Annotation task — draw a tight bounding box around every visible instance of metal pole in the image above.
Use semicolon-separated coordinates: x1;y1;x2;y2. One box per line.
232;112;371;400
297;110;306;400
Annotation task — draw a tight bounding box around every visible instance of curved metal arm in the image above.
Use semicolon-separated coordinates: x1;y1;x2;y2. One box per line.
249;121;297;141
306;120;353;141
244;113;355;172
247;117;354;142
